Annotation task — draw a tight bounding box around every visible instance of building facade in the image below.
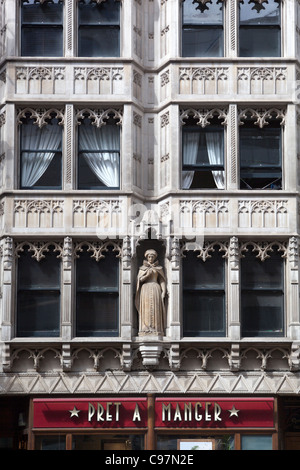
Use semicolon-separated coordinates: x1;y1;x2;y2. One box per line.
0;0;300;451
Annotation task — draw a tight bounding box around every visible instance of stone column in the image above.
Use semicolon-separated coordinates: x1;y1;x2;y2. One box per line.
287;236;300;340
1;237;13;341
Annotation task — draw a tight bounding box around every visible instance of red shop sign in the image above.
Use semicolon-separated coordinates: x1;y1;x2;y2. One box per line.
33;398;148;429
155;398;274;428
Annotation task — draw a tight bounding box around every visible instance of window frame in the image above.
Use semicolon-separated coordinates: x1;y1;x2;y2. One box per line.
238;0;281;57
20;0;64;57
181;112;226;190
181;0;224;58
75;244;120;338
16;244;61;338
241;245;285;338
77;0;121;58
239;112;283;190
182;247;226;337
76;109;121;190
19;112;63;190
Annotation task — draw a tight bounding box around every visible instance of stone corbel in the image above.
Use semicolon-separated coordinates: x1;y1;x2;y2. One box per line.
139;342;163;369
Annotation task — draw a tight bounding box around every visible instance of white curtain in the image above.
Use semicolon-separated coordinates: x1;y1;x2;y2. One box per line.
206;131;225;189
21;121;61;187
79;122;120;187
182;131;200;189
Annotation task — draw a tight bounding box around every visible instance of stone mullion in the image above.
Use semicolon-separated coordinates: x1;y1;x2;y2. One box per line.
61;236;73;341
120;236;133;339
169;237;181;340
64;104;75;190
227;236;241;340
227;104;239;190
65;0;76;57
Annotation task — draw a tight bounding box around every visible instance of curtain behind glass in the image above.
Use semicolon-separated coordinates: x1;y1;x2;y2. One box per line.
79;122;120;187
21;121;61;187
206;131;225;189
182;131;200;189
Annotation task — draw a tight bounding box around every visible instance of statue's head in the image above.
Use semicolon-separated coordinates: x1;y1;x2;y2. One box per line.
144;249;158;263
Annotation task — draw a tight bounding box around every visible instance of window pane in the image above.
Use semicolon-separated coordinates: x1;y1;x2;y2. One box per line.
20;117;62;189
35;436;66;451
240;124;281;189
22;4;63;24
241;251;283;289
241;435;272;450
76;292;119;336
78;0;120;25
241;292;284;337
18;250;61;289
78;27;120;57
183;292;225;336
239;27;280;57
17;291;60;337
240;0;280;25
183;0;223;25
22;27;63;56
182;27;223;57
183;251;224;289
78;0;120;57
21;2;63;57
77;250;119;290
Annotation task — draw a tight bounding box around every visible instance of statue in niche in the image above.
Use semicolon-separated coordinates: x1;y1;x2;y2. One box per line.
135;249;166;336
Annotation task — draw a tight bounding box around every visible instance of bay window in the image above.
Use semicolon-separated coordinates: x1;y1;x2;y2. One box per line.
21;0;63;57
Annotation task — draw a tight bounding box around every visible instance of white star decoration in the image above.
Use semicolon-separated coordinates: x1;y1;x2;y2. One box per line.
69;406;80;418
228;405;240;418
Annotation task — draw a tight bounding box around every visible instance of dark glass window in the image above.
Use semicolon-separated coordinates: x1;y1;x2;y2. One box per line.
21;0;63;57
17;246;61;337
183;250;226;337
240;114;282;190
239;0;281;57
76;246;119;337
182;0;223;57
182;115;225;189
20;114;62;190
78;113;120;189
241;247;284;337
78;0;120;57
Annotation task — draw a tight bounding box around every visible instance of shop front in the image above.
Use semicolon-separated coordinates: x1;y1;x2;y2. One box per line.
27;395;278;450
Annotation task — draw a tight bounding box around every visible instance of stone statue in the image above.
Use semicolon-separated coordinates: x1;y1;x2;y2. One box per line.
135;249;166;336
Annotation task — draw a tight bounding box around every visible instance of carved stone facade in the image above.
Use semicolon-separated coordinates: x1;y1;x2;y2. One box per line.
0;0;299;450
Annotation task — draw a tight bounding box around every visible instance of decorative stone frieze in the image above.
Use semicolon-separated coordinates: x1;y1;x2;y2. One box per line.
16;66;65;94
74;66;124;95
14;199;64;229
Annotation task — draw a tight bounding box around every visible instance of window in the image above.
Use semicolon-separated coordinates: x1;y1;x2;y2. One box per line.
182;113;225;189
183;249;226;337
20;112;62;190
76;245;119;337
77;110;120;189
239;0;281;57
17;245;61;337
21;0;63;57
239;111;282;190
182;0;224;57
241;245;284;337
78;0;120;57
